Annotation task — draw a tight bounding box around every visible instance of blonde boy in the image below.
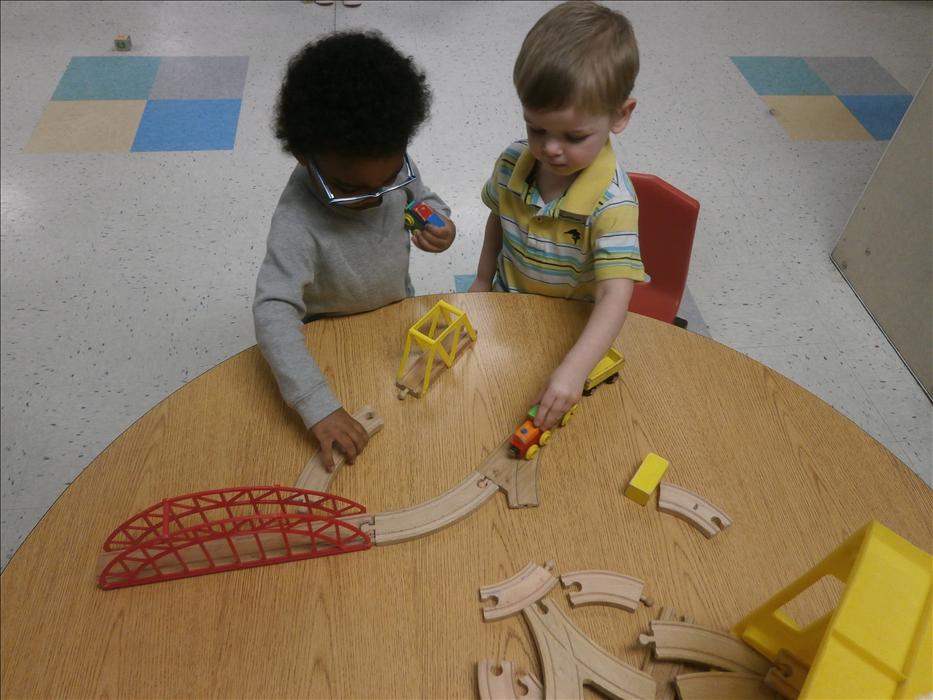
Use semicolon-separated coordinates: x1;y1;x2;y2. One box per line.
470;1;645;430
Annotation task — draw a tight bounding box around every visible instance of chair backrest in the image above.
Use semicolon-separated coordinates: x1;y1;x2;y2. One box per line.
626;173;700;323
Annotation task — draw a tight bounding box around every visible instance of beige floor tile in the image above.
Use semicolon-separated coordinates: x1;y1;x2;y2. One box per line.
24;100;146;153
762;95;873;141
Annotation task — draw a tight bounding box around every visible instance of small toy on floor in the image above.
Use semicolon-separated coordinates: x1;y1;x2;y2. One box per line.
113;34;132;51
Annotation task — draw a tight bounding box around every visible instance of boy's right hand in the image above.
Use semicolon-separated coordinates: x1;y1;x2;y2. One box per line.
468;277;492;292
310;408;370;472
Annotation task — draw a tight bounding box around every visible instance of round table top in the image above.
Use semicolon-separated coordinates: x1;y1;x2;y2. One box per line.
2;293;931;699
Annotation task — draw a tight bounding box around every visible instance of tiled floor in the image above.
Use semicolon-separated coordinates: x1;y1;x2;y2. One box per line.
26;55;248;152
1;1;931;568
732;55;913;139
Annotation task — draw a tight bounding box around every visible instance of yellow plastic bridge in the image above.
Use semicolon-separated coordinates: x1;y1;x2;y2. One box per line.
396;299;477;398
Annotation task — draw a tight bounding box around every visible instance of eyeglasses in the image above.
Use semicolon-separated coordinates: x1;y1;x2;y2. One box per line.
307;153;417;206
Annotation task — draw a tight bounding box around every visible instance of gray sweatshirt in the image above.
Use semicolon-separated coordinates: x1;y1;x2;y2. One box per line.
253;160;450;428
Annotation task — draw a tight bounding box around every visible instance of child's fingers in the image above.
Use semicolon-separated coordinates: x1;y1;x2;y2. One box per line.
422;224;453;247
320;440;336;472
346;420;369;455
411;232;429;251
334;432;358;465
535;392;573;430
419;233;447;249
544;403;562;430
413;231;444;252
534;396;555;429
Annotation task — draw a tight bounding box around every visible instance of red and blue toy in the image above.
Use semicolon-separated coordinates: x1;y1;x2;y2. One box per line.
404;200;445;232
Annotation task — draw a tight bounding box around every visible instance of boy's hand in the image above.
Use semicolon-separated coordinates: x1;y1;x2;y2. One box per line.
310;408;370;472
412;215;456;253
533;365;586;430
468;277;492;292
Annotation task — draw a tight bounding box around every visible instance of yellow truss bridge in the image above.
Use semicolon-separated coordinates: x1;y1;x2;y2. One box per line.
396;300;477;398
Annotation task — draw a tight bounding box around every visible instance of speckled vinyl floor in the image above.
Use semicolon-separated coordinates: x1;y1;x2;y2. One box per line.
2;1;931;567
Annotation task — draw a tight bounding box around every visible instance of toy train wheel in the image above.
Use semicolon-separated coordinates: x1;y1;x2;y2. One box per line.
606;373;619;384
582;387;593;397
404;212;417;230
539;430;552;446
525;444;540;460
560;403;579;427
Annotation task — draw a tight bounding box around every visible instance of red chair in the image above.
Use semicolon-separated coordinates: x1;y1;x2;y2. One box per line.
626;173;700;327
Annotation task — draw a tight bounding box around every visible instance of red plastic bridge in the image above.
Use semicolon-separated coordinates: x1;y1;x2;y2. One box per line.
98;486;371;590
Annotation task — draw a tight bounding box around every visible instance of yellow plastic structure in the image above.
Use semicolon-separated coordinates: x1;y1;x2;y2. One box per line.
624;453;669;506
583;348;624;395
396;300;477;398
732;521;932;699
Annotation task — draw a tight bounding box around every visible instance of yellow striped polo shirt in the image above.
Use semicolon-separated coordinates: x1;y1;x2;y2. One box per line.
481;139;646;301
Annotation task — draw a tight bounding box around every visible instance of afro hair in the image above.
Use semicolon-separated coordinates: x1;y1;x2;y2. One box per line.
274;31;432;159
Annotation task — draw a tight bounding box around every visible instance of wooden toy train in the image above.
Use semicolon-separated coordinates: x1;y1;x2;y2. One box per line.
508;348;624;460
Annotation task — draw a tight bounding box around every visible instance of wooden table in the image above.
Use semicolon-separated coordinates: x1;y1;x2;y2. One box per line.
2;293;931;699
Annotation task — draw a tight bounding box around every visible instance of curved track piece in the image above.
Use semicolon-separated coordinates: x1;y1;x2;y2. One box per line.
638;621;770;675
480;561;558;621
371;470;498;545
560;570;652;612
479;437;543;508
674;671;776;699
294;406;384;492
657;483;732;538
523;600;656;700
639;607;694;697
477;660;543;700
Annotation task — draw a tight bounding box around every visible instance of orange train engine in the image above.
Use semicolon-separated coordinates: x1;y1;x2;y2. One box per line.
508;403;579;460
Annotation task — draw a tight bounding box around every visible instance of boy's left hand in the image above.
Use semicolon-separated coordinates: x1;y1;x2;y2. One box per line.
412;215;456;253
533;364;586;430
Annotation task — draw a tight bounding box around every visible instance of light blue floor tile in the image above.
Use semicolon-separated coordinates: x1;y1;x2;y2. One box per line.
51;56;160;100
731;56;832;95
454;274;475;293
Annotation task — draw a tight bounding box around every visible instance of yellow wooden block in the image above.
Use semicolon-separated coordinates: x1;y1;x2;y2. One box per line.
625;453;669;506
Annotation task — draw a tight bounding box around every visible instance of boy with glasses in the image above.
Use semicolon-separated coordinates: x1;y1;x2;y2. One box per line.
254;32;455;471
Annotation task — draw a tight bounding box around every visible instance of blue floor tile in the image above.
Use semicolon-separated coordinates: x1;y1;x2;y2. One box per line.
731;56;831;96
131;99;242;151
454;274;476;293
839;94;913;140
52;56;161;101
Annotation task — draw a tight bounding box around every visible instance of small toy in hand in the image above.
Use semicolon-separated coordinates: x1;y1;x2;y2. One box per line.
404;199;445;232
508;403;578;460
